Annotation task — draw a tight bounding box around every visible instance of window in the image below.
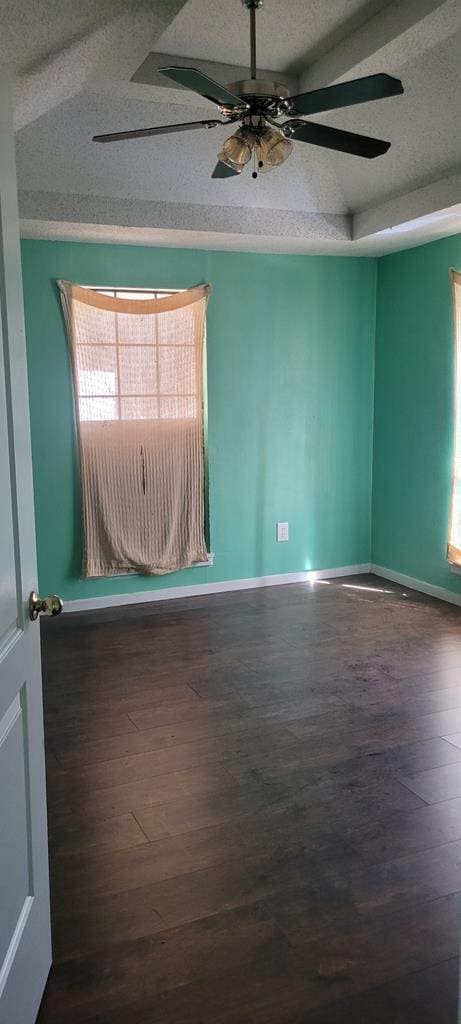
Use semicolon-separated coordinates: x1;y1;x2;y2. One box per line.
448;270;461;566
75;286;197;423
59;280;211;577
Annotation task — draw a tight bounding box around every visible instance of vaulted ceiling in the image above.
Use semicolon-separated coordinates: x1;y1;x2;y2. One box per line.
8;0;461;255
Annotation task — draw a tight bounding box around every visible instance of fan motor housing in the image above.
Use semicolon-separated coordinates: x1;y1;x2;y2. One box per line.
221;80;290;118
226;79;289;100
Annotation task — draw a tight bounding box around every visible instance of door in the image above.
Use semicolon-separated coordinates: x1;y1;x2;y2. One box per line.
0;80;52;1024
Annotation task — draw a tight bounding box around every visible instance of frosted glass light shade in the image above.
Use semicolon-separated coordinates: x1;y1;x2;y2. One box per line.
222;130;253;166
257;129;293;168
216;150;244;173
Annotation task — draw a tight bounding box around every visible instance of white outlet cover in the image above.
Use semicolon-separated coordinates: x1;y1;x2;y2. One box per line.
276;522;289;542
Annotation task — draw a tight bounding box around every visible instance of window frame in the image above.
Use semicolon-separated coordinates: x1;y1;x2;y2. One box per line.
448;269;461;568
78;285;198;423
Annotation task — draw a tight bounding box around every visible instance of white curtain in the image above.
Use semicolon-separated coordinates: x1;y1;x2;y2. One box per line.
448;270;461;567
59;281;211;577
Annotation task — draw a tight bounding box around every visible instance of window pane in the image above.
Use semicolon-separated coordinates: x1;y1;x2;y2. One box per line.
79;396;118;421
160;397;196;419
76;347;117;395
74;304;116;345
121;397;159;420
159;346;196;394
119;346;157;395
157;308;195;344
117;313;155;345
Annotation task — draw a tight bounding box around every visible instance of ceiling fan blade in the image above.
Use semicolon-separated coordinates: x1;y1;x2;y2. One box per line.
289;120;390;158
211;161;241;178
159;67;248;110
93;119;223;143
288;73;403;117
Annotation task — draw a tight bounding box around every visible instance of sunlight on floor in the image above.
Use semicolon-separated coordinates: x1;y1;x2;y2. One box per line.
342;583;394;594
304;571;331;584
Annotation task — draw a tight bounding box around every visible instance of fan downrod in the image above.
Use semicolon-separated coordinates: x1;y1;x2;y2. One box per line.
241;0;263;79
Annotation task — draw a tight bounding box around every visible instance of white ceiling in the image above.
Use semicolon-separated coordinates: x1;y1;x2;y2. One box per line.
7;0;461;255
155;0;392;73
16;93;349;214
0;0;127;76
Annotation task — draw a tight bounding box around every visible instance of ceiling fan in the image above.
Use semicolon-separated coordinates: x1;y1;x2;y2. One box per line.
93;0;404;179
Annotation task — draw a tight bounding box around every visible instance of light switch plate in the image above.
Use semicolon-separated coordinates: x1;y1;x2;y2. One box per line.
276;522;289;542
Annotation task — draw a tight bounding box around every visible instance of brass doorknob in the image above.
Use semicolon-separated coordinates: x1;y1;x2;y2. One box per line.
29;592;63;621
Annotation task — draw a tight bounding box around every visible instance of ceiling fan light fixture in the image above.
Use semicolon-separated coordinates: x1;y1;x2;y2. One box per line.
221;128;254;166
257;127;293;168
216;150;244;173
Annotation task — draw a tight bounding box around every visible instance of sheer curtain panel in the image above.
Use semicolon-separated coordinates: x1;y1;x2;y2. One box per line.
59;281;211;577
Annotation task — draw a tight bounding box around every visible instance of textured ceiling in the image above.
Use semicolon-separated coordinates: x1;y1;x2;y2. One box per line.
16;93;349;214
156;0;393;73
0;0;128;76
6;0;461;255
310;27;461;212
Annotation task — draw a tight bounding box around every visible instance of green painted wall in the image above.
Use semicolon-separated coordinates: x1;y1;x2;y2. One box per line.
21;239;376;602
373;233;461;596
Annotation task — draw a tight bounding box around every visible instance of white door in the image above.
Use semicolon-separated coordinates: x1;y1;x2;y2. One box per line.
0;80;53;1024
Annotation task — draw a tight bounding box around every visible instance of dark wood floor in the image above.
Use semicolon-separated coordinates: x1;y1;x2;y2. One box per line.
36;573;461;1023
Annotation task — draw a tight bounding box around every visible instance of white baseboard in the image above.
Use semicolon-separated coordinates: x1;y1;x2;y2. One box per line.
62;562;371;614
61;560;461;615
371;563;461;608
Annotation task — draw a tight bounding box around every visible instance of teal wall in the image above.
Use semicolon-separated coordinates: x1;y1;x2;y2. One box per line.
21;239;376;602
373;233;461;596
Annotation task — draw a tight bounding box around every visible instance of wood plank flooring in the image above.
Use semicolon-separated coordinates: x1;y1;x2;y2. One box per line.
37;574;461;1022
